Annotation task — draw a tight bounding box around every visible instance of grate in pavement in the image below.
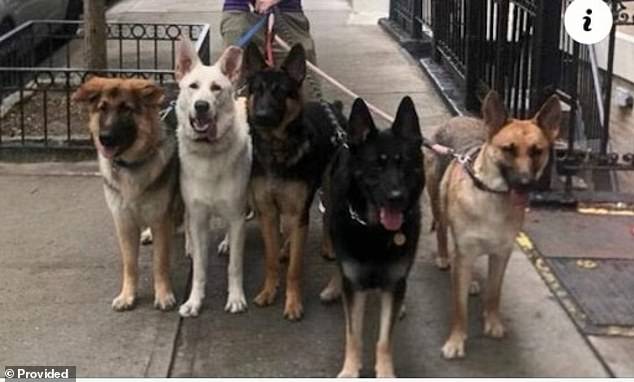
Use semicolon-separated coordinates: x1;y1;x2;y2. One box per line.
524;210;634;260
548;258;634;327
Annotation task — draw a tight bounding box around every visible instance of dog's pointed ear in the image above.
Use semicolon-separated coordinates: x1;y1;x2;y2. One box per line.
392;96;422;145
534;94;561;143
219;46;243;83
348;98;377;147
482;91;508;139
175;36;200;81
136;81;165;107
281;44;306;84
243;42;267;81
72;76;104;103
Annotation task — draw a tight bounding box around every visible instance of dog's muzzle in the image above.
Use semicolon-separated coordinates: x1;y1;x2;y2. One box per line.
190;101;218;142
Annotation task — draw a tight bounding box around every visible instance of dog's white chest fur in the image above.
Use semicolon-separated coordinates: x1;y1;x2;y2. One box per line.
178;97;251;220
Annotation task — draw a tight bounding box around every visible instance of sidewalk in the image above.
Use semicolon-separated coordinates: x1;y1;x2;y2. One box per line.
0;0;615;377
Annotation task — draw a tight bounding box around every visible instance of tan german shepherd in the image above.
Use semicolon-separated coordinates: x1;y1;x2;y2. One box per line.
73;77;180;312
425;91;561;359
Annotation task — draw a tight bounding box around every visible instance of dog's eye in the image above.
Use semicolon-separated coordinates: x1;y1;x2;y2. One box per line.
189;82;199;90
530;145;543;157
501;144;516;156
211;83;221;92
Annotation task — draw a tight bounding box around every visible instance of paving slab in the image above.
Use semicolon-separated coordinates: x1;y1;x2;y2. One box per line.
0;175;189;377
588;336;634;377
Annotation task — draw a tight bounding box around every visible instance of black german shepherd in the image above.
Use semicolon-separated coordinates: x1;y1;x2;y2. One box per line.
322;97;424;377
243;42;344;321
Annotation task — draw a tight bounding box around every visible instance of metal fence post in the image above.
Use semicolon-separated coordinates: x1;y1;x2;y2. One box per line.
601;0;617;156
531;0;562;113
431;0;441;61
465;0;484;112
412;0;423;39
532;0;563;191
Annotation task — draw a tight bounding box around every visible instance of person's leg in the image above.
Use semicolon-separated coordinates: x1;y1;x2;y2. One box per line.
276;12;321;101
275;12;317;64
220;11;264;49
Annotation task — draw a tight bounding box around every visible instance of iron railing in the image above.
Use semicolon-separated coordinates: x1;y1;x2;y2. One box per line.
387;0;634;193
0;20;210;156
388;0;423;39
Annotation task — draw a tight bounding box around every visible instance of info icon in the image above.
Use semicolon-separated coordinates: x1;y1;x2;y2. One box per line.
564;0;613;45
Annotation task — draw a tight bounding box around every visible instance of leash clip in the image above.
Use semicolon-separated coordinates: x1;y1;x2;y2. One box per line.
160;100;177;121
456;153;472;165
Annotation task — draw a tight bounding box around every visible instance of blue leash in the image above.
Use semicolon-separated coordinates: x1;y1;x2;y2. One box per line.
236;12;271;48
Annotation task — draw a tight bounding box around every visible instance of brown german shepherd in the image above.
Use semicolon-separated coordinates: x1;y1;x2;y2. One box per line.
425;91;560;358
242;43;342;320
73;77;181;312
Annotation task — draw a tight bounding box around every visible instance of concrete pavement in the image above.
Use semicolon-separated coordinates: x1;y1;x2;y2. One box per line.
0;0;618;377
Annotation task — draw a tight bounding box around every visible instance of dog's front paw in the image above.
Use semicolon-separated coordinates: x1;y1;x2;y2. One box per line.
217;237;230;256
375;359;395;378
279;240;290;263
283;298;304;321
112;293;136;311
337;368;360;378
225;292;247;314
441;332;467;359
253;287;277;307
154;291;176;311
179;299;202;318
435;256;450;270
398;304;407;320
484;312;506;338
469;280;481;295
375;369;396;378
319;284;341;304
140;228;153;245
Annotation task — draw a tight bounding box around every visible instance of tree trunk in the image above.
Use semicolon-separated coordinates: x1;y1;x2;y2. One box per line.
83;0;107;69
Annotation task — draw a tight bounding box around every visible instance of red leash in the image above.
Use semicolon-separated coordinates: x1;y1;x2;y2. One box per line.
265;12;275;67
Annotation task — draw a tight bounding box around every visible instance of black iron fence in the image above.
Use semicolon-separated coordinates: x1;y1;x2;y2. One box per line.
387;0;634;192
0;20;210;157
388;0;423;39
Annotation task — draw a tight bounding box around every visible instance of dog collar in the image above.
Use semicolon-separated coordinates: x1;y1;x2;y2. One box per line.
112;146;161;170
458;148;510;195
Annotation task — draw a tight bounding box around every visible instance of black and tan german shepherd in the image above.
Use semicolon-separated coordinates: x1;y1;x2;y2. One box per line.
321;97;425;377
242;42;344;321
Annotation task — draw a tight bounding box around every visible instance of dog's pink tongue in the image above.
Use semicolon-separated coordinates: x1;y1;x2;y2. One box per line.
98;143;115;159
380;208;403;231
510;190;529;209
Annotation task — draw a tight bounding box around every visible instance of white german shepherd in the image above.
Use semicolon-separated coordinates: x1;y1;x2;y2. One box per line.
175;38;252;317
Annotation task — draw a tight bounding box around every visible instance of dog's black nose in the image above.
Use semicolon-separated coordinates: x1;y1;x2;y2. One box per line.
194;100;210;114
253;109;278;126
99;130;116;147
387;190;404;203
518;175;533;186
